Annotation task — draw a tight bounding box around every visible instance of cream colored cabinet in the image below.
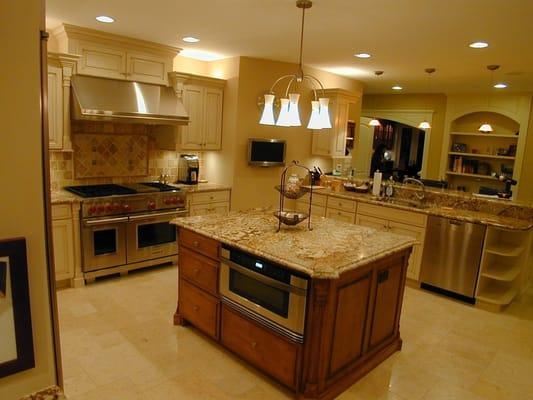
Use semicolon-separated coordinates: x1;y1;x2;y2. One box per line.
50;24;178;86
311;89;360;157
51;203;83;287
325;196;357;224
180;79;224;150
47;53;79;150
296;192;327;218
356;203;427;281
188;190;231;216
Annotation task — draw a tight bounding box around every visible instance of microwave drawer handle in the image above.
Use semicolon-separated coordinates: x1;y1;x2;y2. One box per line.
84;216;129;226
129;210;188;221
222;258;307;296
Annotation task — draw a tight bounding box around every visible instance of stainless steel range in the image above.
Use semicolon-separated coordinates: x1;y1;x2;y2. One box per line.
65;183;187;282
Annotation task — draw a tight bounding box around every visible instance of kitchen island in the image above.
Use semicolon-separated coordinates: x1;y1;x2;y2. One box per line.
171;210;416;399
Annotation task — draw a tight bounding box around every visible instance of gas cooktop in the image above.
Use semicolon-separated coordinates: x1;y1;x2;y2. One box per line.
64;183;180;198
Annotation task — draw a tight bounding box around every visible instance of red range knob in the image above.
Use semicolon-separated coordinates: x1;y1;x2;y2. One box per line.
164;198;171;205
88;206;97;214
97;205;105;213
171;198;178;204
105;203;113;212
123;204;131;212
113;203;121;211
148;201;156;210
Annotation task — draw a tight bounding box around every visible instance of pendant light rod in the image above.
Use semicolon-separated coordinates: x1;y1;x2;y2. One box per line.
296;0;312;73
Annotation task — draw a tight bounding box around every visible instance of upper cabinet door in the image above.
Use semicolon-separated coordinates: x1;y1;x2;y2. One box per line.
332;98;349;157
126;52;169;85
180;85;204;150
202;87;223;150
48;65;63;150
77;41;127;80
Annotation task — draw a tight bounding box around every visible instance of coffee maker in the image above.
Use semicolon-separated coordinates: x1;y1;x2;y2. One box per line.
178;154;199;185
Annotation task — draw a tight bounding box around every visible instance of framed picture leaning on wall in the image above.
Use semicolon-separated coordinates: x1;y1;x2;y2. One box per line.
0;238;34;378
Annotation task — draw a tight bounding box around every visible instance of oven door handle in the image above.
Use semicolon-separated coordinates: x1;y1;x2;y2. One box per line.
84;216;129;226
128;210;188;221
222;258;307;296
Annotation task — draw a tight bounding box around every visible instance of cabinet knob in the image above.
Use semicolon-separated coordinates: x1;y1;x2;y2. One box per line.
251;341;257;349
193;268;200;275
193;240;199;247
193;305;199;311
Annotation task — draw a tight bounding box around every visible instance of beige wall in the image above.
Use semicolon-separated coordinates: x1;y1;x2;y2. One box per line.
0;0;58;398
362;94;447;179
521;101;533;201
229;57;363;211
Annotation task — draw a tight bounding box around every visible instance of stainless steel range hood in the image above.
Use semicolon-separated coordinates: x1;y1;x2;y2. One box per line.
71;75;189;125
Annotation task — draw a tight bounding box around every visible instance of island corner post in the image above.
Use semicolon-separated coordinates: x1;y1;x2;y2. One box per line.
172;213;414;400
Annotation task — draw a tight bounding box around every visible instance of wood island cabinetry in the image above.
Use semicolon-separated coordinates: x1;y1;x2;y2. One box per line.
175;226;412;399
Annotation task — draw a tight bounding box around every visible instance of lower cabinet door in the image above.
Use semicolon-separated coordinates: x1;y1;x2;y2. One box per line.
179;278;219;339
326;208;355;224
355;214;389;231
388;221;425;281
221;305;299;389
368;262;404;349
52;218;75;281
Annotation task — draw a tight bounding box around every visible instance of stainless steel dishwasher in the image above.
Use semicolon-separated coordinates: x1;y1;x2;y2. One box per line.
420;216;486;302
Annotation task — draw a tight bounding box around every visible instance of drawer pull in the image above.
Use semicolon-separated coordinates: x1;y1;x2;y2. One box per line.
193;240;199;247
251;341;257;349
210;196;214;200
193;305;199;312
193;268;200;275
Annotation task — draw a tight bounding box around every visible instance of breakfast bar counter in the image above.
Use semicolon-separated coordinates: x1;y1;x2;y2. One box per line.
171;210;415;399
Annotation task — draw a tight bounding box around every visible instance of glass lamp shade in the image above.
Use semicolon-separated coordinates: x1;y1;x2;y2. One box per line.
259;94;276;125
307;100;322;130
318;97;332;129
478;123;493;133
287;93;301;126
418;120;431;130
276;98;291;127
369;118;381;127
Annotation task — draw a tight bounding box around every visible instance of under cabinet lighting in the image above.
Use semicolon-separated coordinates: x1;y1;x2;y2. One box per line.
494;83;507;89
96;15;115;23
355;53;371;59
392;86;403;90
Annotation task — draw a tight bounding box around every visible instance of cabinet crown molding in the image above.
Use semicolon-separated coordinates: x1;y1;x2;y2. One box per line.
52;23;181;56
170;71;226;87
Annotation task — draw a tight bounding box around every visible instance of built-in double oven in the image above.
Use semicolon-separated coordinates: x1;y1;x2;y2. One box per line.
219;245;308;343
82;208;187;273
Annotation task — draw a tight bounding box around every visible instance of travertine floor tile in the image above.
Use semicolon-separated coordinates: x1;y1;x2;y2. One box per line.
57;265;533;400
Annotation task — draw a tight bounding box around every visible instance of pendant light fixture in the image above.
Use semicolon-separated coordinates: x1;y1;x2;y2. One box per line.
478;65;499;133
367;71;383;127
259;0;331;129
418;68;435;130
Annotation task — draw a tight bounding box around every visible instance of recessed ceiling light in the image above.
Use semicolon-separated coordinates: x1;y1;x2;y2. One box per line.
182;36;200;43
469;41;488;49
355;53;371;59
494;83;507;89
95;15;115;23
392;85;403;90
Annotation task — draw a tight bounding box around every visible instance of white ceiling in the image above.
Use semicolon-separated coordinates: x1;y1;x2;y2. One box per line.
46;0;533;94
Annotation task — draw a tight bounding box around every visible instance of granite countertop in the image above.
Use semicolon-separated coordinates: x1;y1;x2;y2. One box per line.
50;189;81;205
171;209;416;279
170;182;231;193
313;188;533;231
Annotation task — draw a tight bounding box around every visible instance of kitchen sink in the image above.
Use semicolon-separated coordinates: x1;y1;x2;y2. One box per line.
376;197;431;209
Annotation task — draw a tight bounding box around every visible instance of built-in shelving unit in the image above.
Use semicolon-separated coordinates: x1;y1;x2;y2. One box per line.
445;171;499;180
475;226;532;311
446;112;520;194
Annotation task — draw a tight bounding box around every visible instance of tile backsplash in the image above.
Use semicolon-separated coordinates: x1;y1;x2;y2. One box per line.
50;121;205;191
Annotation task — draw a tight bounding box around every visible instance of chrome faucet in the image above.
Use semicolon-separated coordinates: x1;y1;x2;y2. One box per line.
403;177;426;201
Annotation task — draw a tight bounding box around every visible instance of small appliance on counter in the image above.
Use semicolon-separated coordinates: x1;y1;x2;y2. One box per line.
178;154;199;185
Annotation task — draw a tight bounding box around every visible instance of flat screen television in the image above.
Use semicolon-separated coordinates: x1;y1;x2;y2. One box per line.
248;138;286;167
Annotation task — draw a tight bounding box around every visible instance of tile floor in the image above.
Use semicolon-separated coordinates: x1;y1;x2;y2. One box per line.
57;265;533;400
